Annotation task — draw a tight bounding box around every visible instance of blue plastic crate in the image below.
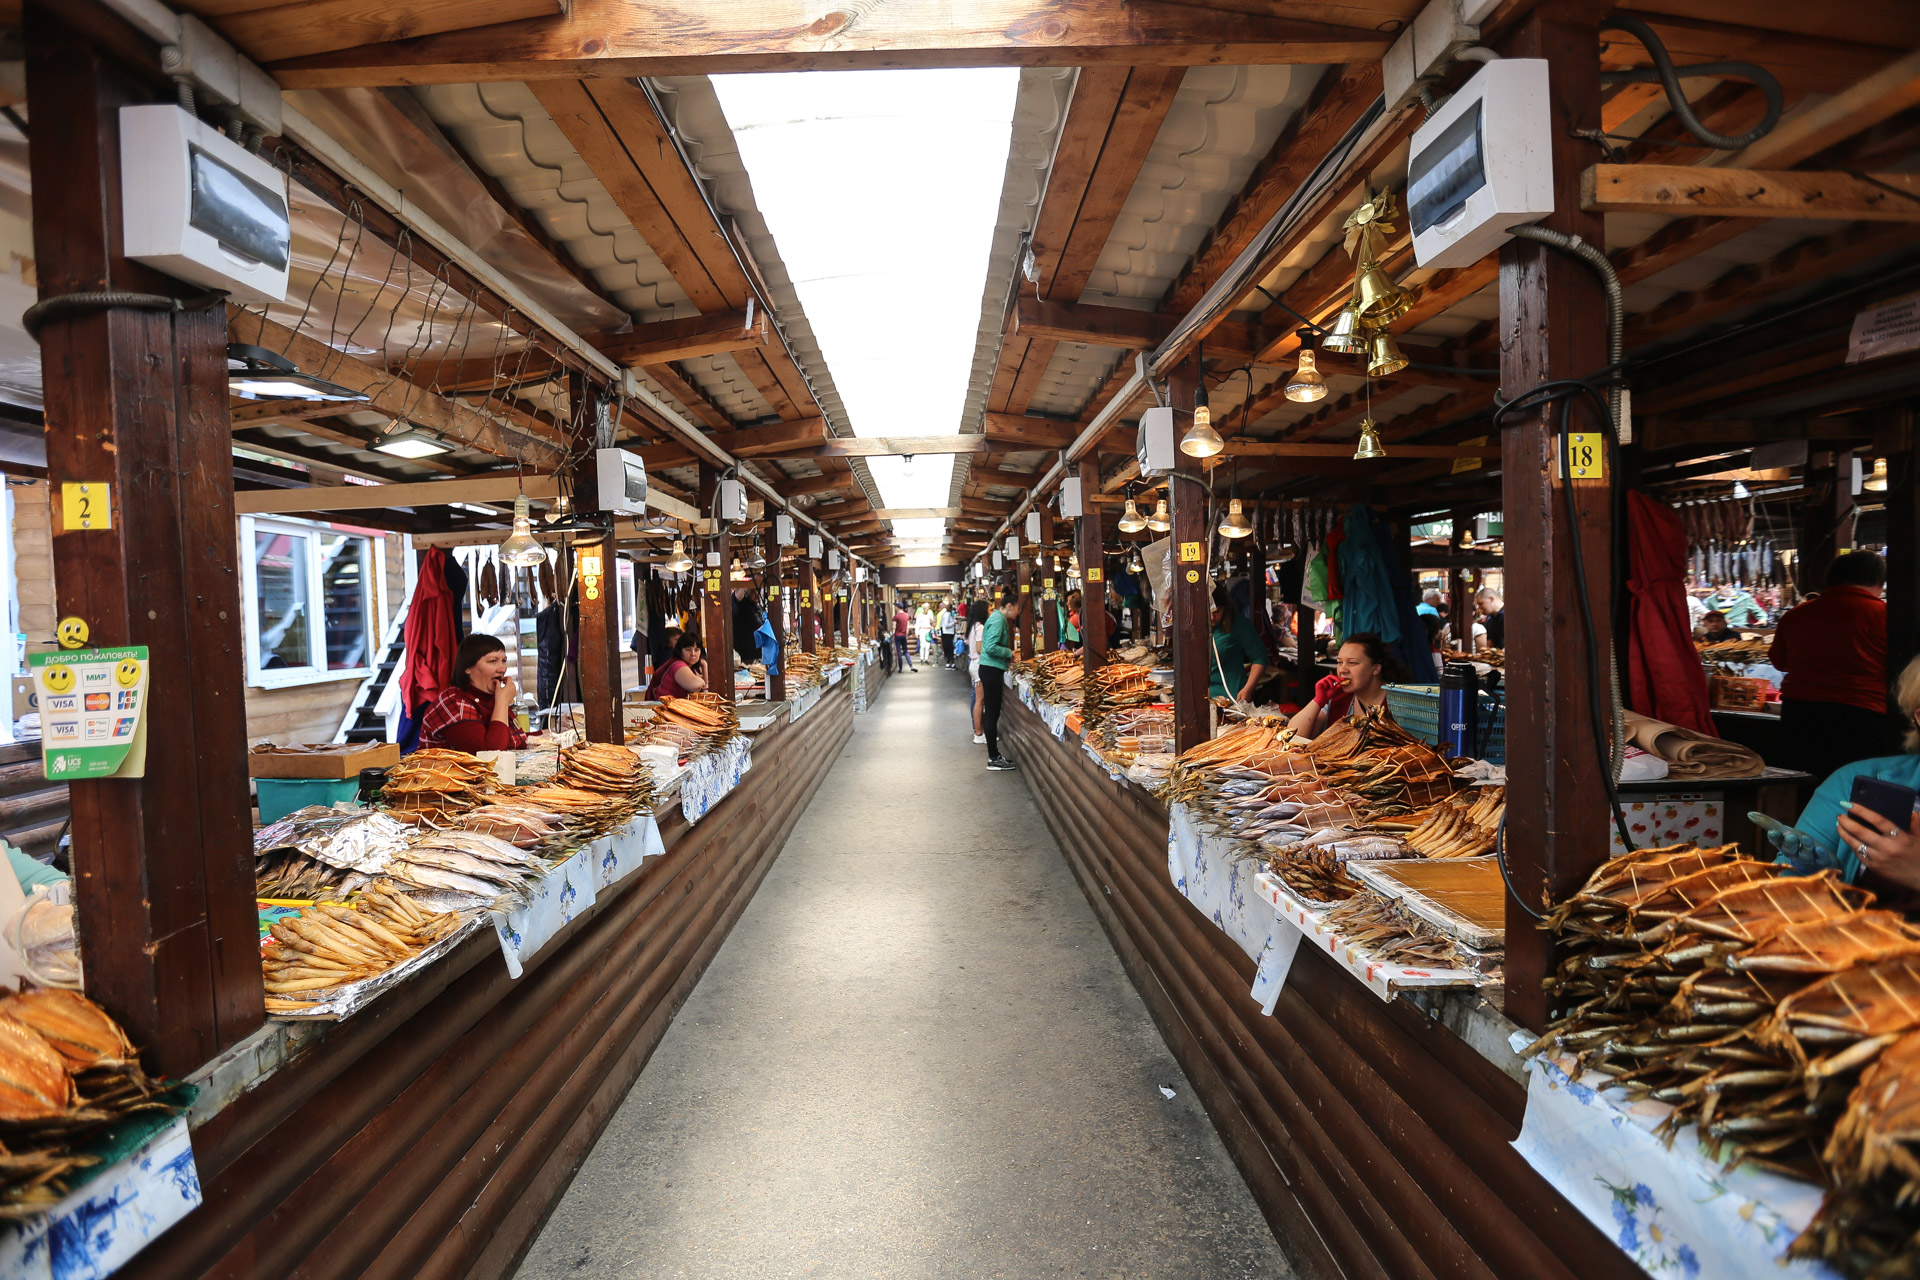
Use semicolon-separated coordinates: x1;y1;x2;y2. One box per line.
254;777;360;824
1383;684;1506;764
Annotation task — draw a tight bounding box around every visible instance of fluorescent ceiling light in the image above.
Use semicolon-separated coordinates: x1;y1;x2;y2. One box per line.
713;69;1018;515
226;343;369;403
372;431;452;459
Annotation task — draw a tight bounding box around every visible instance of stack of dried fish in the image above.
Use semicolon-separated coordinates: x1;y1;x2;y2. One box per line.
253;806;415;899
515;784;634;837
1323;895;1465;967
1081;663;1161;747
784;651;826;690
1796;1029;1920;1276
555;742;655;810
1156;720;1291;806
379;749;498;825
1442;647;1505;668
261;885;468;1010
1022;650;1082;706
1264;846;1362;905
653;695;738;755
384;828;550;908
1698;637;1771;665
454;802;571;855
1378;787;1506;859
0;990;176;1216
1532;845;1903;1178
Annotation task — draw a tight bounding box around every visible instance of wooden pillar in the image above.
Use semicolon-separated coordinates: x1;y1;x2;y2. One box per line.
1016;544;1035;660
27;5;263;1075
1168;358;1211;753
1884;410;1918;684
763;525;786;702
1796;450;1857;597
1039;507;1060;651
1293;606;1318;707
1448;507;1474;651
1076;458;1110;681
695;465;734;699
568;379;622;742
1498;0;1610;1031
798;552;818;654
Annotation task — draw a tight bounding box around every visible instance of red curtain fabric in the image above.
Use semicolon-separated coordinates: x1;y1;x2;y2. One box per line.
399;547;458;716
1625;490;1717;735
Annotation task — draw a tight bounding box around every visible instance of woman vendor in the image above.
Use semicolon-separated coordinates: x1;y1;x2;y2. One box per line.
649;629;710;699
1286;632;1395;741
418;633;527;753
1208;585;1267;705
1771;654;1920;899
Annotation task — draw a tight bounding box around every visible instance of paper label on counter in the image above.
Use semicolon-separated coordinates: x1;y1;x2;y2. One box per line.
29;646;149;779
1249;925;1301;1015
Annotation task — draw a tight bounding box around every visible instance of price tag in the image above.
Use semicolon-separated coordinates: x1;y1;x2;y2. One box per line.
1043;578;1054;590
769;586;781;597
61;483;110;532
1563;433;1605;481
1086;568;1103;582
1178;541;1203;563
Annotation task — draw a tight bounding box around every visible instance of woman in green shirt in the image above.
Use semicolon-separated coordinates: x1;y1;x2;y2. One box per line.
979;591;1019;771
1208;585;1268;703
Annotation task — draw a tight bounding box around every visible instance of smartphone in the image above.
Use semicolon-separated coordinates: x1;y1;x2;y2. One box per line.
1850;775;1919;831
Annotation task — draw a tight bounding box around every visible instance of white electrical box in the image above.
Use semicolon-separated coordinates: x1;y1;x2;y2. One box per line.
775;513;795;546
1024;511;1042;542
1004;535;1019;560
715;477;747;522
1409;59;1554;269
705;550;721;568
828;550;841;571
120;104;290;305
807;533;823;559
991;551;1003;571
1137;406;1177;478
593;447;648;516
1058;476;1084;518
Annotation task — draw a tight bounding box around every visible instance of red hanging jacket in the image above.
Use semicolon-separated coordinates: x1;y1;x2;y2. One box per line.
400;547;459;717
1625;491;1716;735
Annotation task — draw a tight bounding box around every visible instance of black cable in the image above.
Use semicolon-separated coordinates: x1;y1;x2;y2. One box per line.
1598;15;1782;151
22;289;227;341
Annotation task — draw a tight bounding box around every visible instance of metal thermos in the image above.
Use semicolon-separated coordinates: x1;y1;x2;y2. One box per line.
1439;661;1478;758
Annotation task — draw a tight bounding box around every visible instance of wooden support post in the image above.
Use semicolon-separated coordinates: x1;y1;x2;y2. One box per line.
695;465;734;699
1795;450;1857;597
1292;606;1318;707
1076;457;1110;678
568;378;622;742
1448;508;1474;650
764;525;786;702
1039;507;1060;651
798;553;818;655
1017;547;1035;660
28;5;263;1075
1168;358;1211;754
1498;0;1612;1031
1885;411;1918;682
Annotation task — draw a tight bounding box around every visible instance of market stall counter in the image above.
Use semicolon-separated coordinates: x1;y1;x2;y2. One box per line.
1002;687;1645;1280
120;673;856;1280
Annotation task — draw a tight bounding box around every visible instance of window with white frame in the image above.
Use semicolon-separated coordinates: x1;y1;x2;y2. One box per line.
616;555;638;647
241;516;377;687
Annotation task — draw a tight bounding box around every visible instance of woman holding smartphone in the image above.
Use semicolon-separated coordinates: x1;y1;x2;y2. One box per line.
1772;654;1920;897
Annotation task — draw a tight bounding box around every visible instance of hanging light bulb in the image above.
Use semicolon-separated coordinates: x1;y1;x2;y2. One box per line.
1146;498;1171;533
1353;417;1386;461
748;544;768;570
1218;496;1253;539
498;495;546;567
1068;552;1080;573
663;538;694;573
1366;329;1408;378
1285;347;1327;403
1865;457;1889;492
1116;490;1148;533
1126;547;1144;573
542;491;574;525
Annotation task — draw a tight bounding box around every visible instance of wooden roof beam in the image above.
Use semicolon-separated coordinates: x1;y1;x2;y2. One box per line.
1583;165;1920;221
267;4;1398;89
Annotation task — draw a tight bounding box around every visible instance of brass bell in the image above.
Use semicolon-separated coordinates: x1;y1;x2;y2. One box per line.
1353;417;1386;460
1322;295;1368;354
1367;329;1408;378
1353;258;1413;324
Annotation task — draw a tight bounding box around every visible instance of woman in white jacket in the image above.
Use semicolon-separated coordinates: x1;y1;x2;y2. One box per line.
965;598;988;744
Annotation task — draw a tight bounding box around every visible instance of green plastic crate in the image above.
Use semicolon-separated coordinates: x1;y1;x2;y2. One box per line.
254;776;360;824
1384;684;1506;764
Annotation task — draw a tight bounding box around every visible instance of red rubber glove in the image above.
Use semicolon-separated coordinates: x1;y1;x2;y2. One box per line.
1313;673;1345;706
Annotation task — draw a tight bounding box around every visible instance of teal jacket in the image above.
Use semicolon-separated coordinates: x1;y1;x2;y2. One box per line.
980;610;1015;671
1794;752;1920;882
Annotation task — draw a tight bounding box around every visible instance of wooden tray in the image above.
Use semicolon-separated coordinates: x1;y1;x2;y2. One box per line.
1348;857;1506;950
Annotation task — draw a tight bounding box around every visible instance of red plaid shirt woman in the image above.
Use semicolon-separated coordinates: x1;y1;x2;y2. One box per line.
419;634;527;753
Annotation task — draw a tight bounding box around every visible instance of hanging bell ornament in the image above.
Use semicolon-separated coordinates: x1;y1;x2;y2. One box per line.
1321;294;1368;354
1353;258;1413;324
1367;329;1408;378
1352;417;1387;461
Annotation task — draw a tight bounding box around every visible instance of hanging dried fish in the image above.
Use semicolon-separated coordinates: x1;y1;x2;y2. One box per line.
479;555;499;608
539;558;557;605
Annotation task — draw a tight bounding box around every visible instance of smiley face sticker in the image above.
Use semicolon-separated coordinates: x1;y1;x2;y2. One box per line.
55;617;89;650
115;658;142;688
41;665;73;694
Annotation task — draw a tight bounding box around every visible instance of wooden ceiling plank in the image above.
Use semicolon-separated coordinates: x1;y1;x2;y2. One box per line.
215;0;561;64
267;1;1397;88
983;413;1079;450
1729;48;1920;170
1051;66;1188;301
1582;164;1920;221
594;308;759;365
639;361;735;433
1029;67;1133;300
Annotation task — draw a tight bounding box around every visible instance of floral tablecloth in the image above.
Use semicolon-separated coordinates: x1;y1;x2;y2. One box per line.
0;1114;200;1280
1167;801;1277;965
494;843;599;979
1511;1048;1840;1280
680;736;754;825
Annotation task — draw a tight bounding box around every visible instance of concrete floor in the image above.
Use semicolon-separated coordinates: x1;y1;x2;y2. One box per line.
514;663;1293;1280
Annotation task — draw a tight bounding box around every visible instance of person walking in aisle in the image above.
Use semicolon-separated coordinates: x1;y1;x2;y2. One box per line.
893;601;916;671
966;598;989;744
914;603;934;663
979;591;1019;770
939;603;958;668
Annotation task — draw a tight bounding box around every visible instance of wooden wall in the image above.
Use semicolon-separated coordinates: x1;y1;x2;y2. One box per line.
1003;696;1640;1280
126;679;856;1280
12;479;53;660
